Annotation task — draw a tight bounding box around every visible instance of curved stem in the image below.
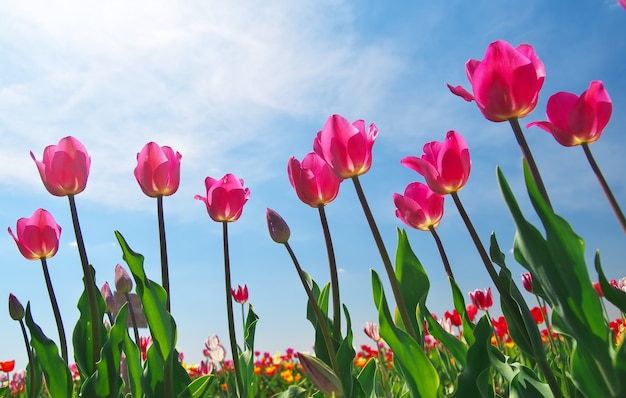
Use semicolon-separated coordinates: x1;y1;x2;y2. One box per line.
351;176;417;340
283;241;341;380
509;118;552;210
125;292;141;347
582;143;626;234
222;222;244;397
157;195;171;312
67;194;101;367
317;205;341;339
19;320;36;398
429;226;454;280
40;258;68;364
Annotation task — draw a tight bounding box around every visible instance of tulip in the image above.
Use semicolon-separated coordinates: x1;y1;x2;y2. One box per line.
204;335;226;362
619;0;626;10
448;40;545;122
0;360;15;373
195;174;250;222
231;284;249;304
31;136;91;196
296;352;344;396
100;282;116;314
393;182;445;231
466;303;478;322
527;81;612;146
8;208;61;260
469;288;493;311
266;208;291;244
8;294;25;321
444;309;462;327
115;264;134;295
288;152;342;207
401;131;471;195
530;306;546;324
313;114;378;179
521;272;533;293
363;322;381;342
134;142;182;197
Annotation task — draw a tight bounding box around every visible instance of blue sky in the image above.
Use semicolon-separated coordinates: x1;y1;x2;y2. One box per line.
1;1;625;369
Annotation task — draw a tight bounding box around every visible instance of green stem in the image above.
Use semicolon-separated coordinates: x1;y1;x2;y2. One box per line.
40;258;68;364
509;118;552;210
125;292;141;347
283;241;342;381
222;222;244;397
157;195;171;312
429;226;454;280
317;205;341;339
19;319;36;398
351;176;417;341
67;194;101;367
582;143;626;234
450;191;564;398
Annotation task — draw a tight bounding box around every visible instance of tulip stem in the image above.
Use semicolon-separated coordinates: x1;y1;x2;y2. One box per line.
283;241;342;381
125;292;141;347
39;258;68;364
509;118;553;210
582;143;626;234
317;205;342;339
18;319;36;398
157;195;172;312
428;226;454;280
222;222;244;397
451;192;564;398
67;194;101;368
351;176;417;341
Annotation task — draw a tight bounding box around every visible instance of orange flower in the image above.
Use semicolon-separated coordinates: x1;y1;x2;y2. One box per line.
0;360;15;372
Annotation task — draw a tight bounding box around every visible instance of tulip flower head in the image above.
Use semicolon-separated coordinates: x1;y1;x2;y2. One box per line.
469;288;493;311
8;294;25;321
393;182;445;231
521;272;533;293
288;152;342;207
313;114;378;179
444;309;462;327
8;208;62;260
134;142;182;197
593;281;604;297
232;284;249;304
114;264;133;295
31;136;91;196
527;81;612;147
195;174;250;222
204;335;226;362
448;40;545;122
363;322;381;342
401;131;471;195
100;282;116;314
266;208;291;244
466;303;478;322
0;360;15;373
619;0;626;10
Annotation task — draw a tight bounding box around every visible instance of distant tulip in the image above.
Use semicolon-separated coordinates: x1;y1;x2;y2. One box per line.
0;360;15;373
401;131;471;195
266;208;291;244
8;208;61;260
466;303;478;322
363;322;381;342
288;152;342;207
469;288;493;311
593;281;604;297
444;309;462;327
521;272;533;293
448;40;545;122
231;284;249;304
8;294;25;321
204;335;226;362
313;114;378;178
115;264;133;295
530;306;546;324
31;136;91;196
134;142;182;197
394;182;445;231
527;81;612;147
195;174;250;222
100;282;116;314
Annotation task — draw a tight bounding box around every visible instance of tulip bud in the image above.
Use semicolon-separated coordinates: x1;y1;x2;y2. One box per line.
521;273;533;293
266;208;290;244
100;282;116;314
296;352;343;396
8;293;25;321
115;264;133;294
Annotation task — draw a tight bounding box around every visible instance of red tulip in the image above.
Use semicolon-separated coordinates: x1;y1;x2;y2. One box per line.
31;136;91;196
466;303;478;322
313;114;378;179
401;131;471;195
527;81;612;147
232;284;249;304
491;316;509;339
593;281;604;297
195;174;250;222
469;288;493;311
288;152;342;207
134;142;182;197
448;40;545;122
393;182;445;231
0;360;15;372
521;272;533;293
530;306;546;324
444;309;462;327
8;208;61;260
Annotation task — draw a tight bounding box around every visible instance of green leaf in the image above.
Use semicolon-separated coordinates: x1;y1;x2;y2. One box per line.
594;251;626;314
271;385;310;398
449;277;475;345
356;358;377;398
371;270;439;397
25;303;73;398
452;316;494;398
122;327;142;398
177;375;214;398
244;304;259;352
424;309;467;368
336;304;356;398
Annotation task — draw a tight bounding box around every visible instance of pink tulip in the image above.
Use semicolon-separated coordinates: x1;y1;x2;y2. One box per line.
469;288;493;311
619;0;626;10
8;208;62;260
231;284;249;304
31;136;91;196
288;152;342;207
195;174;250;222
134;142;182;197
393;182;445;231
527;81;612;147
100;282;116;313
401;131;471;195
448;40;545;122
115;264;133;295
313;114;378;179
521;272;533;293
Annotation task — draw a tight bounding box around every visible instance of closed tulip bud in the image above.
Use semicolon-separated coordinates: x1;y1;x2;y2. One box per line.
8;208;62;260
266;208;290;244
134;142;182;197
31;136;91;196
296;352;343;396
521;273;533;293
100;282;116;314
8;293;25;321
231;284;249;304
115;264;133;294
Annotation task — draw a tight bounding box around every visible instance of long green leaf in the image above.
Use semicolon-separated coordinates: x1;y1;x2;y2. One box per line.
449;277;475;345
177;375;214;398
424;309;467;368
452;316;494;398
